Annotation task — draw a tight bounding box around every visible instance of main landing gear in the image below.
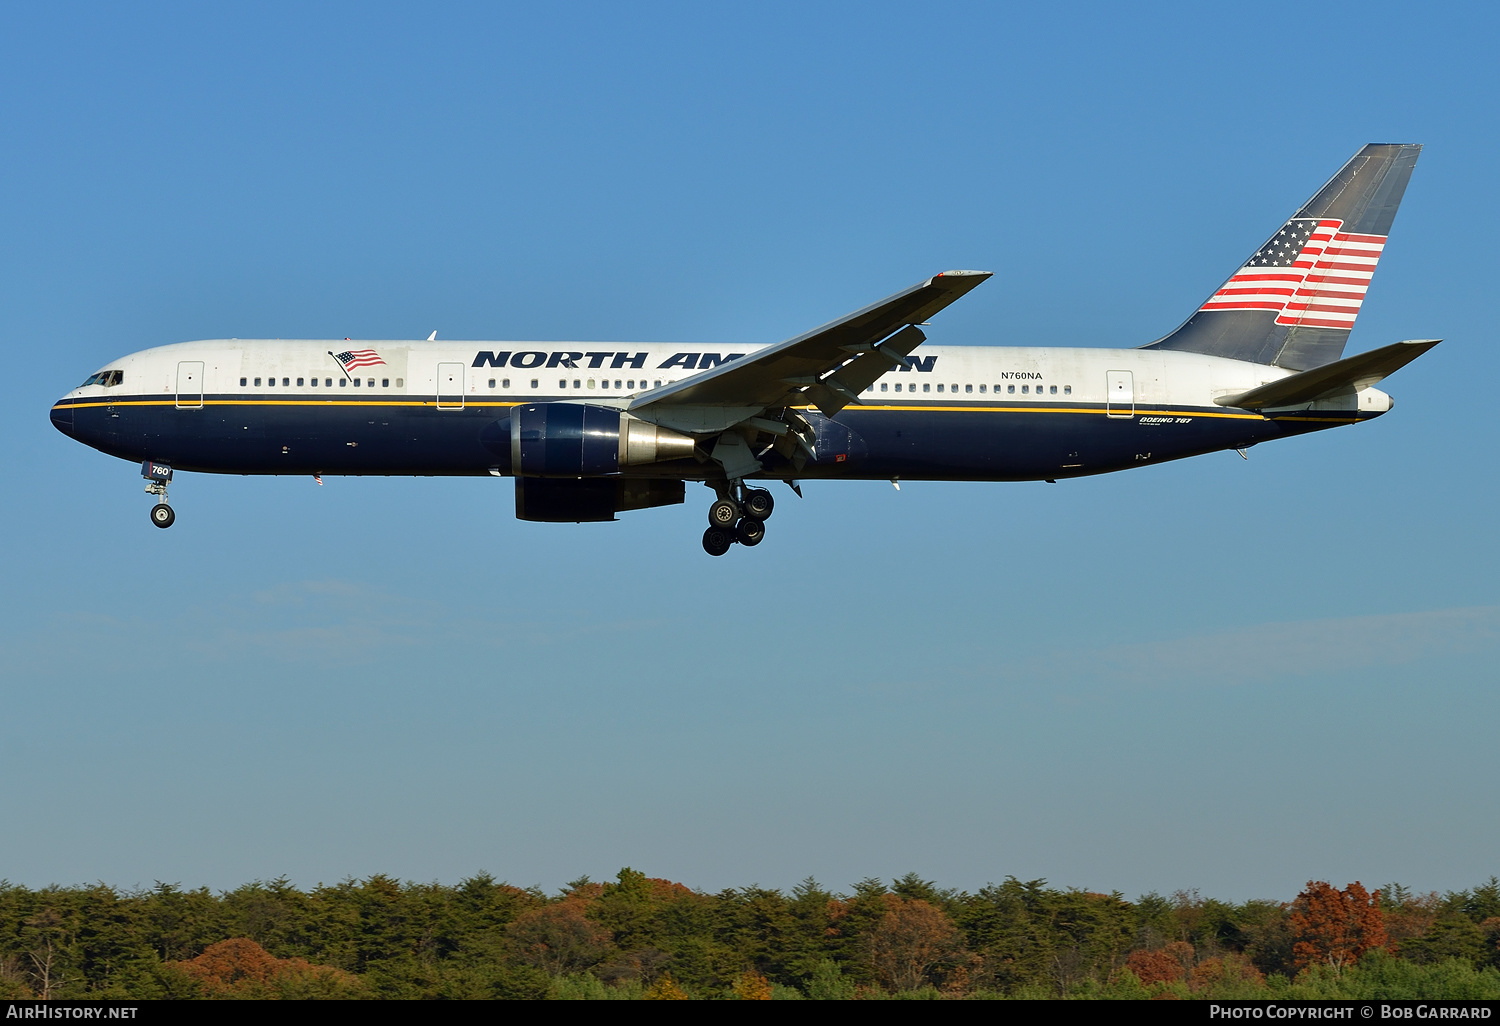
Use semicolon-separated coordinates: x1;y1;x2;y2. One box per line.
142;460;175;529
701;484;775;556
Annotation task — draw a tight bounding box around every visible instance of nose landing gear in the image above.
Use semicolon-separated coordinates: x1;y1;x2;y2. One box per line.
142;460;175;529
700;483;776;556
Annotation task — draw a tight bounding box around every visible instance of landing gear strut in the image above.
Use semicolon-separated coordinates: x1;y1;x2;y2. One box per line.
700;482;775;556
142;460;175;529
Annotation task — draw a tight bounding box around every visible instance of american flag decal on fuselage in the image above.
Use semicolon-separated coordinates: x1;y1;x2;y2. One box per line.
1200;218;1387;330
334;348;386;371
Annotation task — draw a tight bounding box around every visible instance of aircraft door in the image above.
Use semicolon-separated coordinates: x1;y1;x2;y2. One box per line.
1106;370;1134;418
437;363;464;409
176;361;204;409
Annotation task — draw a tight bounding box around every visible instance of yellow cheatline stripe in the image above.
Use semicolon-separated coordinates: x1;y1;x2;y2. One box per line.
837;403;1267;421
53;398;1358;424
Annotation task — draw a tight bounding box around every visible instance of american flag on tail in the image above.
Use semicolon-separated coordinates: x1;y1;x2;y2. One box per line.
1200;218;1387;330
334;348;386;371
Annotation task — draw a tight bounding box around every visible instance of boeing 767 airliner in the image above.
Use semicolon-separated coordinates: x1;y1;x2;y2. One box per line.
51;144;1434;555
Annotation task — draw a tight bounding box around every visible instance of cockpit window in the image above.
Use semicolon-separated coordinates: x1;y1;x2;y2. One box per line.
80;370;124;387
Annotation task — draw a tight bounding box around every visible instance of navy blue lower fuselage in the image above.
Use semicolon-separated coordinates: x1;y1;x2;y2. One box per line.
49;393;1372;482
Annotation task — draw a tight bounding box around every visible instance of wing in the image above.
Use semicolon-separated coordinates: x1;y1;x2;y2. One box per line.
629;270;991;419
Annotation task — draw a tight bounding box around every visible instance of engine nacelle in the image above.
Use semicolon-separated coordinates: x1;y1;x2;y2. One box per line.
480;404;697;477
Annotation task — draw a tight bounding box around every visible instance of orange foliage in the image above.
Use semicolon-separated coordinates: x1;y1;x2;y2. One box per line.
643;972;689;1000
1289;881;1387;973
565;881;606;902
1190;953;1266;993
865;897;965;992
825;898;850;937
1127;941;1194;985
733;970;772;1000
170;938;359;998
506;900;612;974
646;878;696;901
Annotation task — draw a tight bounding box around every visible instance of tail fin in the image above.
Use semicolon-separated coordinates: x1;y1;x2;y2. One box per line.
1144;143;1421;370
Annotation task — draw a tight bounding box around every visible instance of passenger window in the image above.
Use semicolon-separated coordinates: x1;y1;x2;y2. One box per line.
1008;385;1015;394
979;384;986;393
654;380;662;388
269;377;276;387
560;379;567;388
880;382;888;392
255;378;262;386
311;378;318;387
587;379;595;389
1022;385;1029;394
488;378;496;388
395;378;403;387
627;380;636;389
382;378;389;387
951;383;958;392
367;379;374;387
283;378;290;386
240;377;247;386
573;379;581;389
923;383;931;393
895;382;902;392
531;379;539;388
297;377;305;386
936;384;944;393
965;384;973;393
614;379;622;389
339;379;346;387
502;378;510;388
1064;385;1072;394
353;378;361;387
1050;385;1057;394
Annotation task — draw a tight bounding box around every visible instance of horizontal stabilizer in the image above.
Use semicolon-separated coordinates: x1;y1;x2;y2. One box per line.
1214;339;1440;409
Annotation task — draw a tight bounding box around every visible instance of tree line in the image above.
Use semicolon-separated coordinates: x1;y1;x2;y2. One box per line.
1;871;1497;999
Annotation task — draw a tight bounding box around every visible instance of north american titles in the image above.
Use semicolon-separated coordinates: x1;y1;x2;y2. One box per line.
470;352;944;372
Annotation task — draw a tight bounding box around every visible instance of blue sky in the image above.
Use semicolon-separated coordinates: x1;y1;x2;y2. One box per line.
2;2;1496;901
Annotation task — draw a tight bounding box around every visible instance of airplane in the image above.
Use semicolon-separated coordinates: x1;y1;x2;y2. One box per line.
51;143;1433;556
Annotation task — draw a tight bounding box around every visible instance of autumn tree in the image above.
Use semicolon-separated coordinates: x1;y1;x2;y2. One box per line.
864;896;966;992
1126;941;1194;985
1189;953;1266;995
642;971;689;999
506;902;612;975
732;969;772;999
169;938;362;998
1289;881;1388;973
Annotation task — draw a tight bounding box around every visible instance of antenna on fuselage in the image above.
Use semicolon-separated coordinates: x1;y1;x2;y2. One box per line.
427;330;437;341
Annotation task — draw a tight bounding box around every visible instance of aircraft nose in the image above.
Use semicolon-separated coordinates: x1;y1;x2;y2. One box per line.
50;400;74;436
